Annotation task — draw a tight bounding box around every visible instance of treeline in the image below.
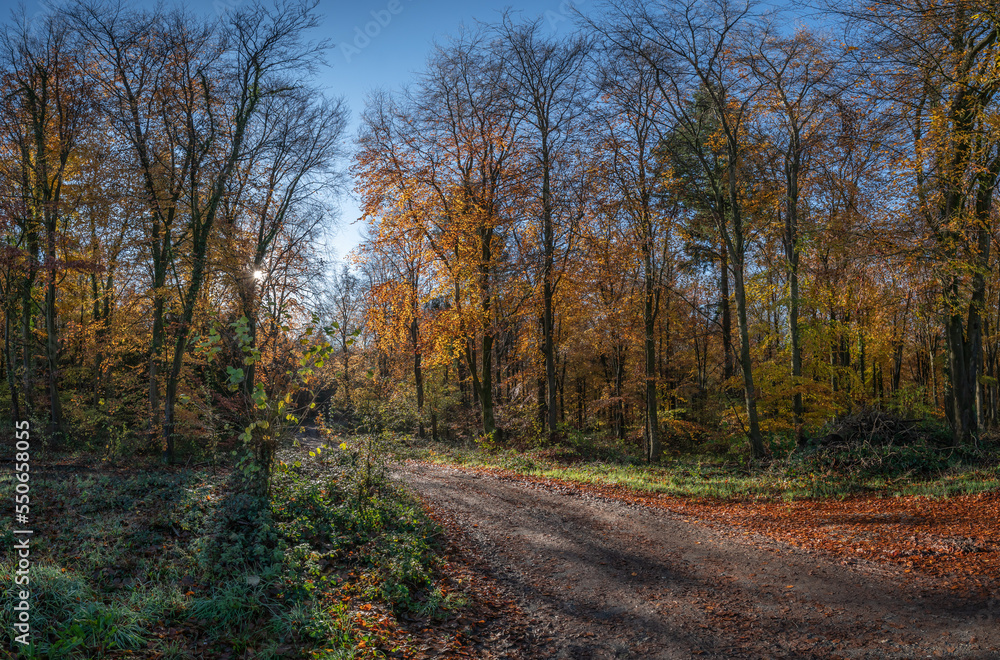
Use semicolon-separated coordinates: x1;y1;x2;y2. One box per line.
354;0;1000;458
0;0;346;461
4;0;999;464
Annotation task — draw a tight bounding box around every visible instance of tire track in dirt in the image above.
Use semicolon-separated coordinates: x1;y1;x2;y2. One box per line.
404;461;1000;659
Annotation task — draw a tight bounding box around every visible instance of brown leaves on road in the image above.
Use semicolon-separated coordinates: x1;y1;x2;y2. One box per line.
436;463;999;596
667;491;1000;594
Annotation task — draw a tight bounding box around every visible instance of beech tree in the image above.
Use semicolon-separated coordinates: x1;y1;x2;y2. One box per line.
846;0;1000;442
599;0;770;458
591;44;672;461
356;32;523;441
70;3;176;447
219;88;347;397
498;15;591;440
0;11;91;440
746;27;843;446
69;0;331;461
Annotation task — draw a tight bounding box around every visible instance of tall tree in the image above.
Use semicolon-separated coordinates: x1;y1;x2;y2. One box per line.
70;2;196;448
599;0;770;458
847;0;1000;441
498;15;591;440
593;45;671;461
0;11;91;439
219;88;347;397
356;33;523;441
747;26;841;446
72;0;328;461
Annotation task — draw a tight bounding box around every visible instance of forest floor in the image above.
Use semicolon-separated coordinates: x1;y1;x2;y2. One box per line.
402;460;1000;659
8;432;994;658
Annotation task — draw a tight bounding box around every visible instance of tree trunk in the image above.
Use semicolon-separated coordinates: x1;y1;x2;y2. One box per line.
945;297;982;442
162;223;213;462
559;359;566;424
643;237;660;462
4;309;21;422
456;355;470;408
480;332;496;438
930;336;939;410
720;242;733;384
162;334;185;463
20;258;36;414
411;316;425;438
782;140;804;448
542;158;558;439
149;227;168;449
725;155;766;459
465;227;499;441
789;257;803;445
537;373;546;431
614;346;625;440
43;230;63;440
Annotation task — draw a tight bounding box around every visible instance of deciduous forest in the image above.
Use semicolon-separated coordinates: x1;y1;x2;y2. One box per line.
1;0;999;658
354;0;1000;459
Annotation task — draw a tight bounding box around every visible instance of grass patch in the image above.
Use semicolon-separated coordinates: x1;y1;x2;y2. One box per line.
401;426;1000;501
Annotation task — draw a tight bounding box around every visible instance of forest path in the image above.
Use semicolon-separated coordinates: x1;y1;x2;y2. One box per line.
403;461;999;659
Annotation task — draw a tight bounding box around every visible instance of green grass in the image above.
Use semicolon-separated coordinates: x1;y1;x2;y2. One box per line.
400;432;1000;501
0;432;461;658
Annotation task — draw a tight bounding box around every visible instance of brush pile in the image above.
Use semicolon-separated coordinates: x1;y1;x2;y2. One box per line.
819;407;923;448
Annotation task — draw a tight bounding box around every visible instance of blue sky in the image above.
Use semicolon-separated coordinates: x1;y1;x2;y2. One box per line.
0;0;591;265
306;0;589;262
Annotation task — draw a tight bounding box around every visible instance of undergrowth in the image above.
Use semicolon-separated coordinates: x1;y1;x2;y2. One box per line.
0;432;461;658
401;413;1000;501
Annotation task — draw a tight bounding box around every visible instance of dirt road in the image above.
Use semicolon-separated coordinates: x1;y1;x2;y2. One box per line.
404;461;1000;659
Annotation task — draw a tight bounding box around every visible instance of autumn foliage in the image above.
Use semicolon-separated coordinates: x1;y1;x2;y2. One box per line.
352;0;1000;459
3;0;1000;469
0;1;346;465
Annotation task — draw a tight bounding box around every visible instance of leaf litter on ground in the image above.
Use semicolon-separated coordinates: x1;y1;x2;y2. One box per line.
416;461;999;598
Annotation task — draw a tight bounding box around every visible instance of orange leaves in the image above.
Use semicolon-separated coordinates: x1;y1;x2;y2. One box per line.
457;464;1000;593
